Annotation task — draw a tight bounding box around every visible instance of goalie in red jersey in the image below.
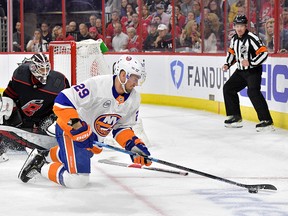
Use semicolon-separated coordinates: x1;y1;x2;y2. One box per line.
0;53;70;162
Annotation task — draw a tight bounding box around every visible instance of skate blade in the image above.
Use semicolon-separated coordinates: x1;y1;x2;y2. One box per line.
26;169;39;179
256;125;275;132
18;149;38;179
225;122;243;128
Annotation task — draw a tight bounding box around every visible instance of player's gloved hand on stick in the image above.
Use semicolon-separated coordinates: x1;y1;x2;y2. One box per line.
89;143;103;154
70;120;95;148
0;96;14;125
125;136;151;166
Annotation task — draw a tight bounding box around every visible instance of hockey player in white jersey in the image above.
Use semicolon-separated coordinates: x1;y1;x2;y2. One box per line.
18;55;151;188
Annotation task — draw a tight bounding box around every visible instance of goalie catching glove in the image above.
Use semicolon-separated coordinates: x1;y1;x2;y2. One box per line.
39;113;57;136
125;136;151;166
70;120;102;154
0;96;14;125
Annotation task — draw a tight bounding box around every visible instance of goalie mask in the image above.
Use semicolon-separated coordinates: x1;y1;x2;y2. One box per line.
114;55;146;93
29;53;51;84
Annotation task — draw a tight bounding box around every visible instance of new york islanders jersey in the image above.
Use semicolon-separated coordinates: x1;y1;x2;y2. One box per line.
53;75;141;143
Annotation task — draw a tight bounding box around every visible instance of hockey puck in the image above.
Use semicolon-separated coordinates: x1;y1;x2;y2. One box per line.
248;188;258;193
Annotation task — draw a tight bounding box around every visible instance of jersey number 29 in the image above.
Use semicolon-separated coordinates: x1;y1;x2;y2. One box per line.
73;84;89;98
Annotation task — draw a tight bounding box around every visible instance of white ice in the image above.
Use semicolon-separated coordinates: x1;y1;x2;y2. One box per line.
0;104;288;216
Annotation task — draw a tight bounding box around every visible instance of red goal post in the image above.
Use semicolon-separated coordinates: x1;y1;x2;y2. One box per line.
49;39;110;85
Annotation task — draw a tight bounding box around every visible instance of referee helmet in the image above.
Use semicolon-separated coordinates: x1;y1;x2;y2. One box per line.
233;15;248;25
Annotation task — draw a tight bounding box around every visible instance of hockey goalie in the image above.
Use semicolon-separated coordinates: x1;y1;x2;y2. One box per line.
0;53;70;162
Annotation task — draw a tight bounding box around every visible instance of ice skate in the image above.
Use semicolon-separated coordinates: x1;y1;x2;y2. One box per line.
18;148;46;183
256;120;275;132
224;115;243;128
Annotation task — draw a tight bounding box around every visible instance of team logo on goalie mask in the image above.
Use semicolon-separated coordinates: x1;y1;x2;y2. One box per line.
126;56;132;61
94;114;122;137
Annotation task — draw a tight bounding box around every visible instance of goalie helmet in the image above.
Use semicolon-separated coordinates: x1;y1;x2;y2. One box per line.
114;55;146;86
29;53;51;84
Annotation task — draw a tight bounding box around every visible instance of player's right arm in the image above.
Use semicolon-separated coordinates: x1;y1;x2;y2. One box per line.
53;90;81;135
53;82;100;152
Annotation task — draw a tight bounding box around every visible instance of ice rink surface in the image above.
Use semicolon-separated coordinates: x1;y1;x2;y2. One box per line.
0;104;288;216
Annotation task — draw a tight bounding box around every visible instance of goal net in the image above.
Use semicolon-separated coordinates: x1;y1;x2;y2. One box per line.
49;39;110;85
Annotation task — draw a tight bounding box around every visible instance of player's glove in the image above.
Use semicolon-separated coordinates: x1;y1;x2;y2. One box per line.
88;143;103;154
0;96;14;125
70;121;95;149
125;136;151;166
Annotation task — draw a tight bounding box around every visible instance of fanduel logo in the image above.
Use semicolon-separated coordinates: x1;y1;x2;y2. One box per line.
240;64;288;103
170;60;184;89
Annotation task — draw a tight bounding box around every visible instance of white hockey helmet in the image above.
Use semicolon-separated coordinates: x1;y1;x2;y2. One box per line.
114;55;146;86
29;53;51;84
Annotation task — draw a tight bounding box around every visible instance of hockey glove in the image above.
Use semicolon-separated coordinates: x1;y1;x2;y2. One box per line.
39;114;57;136
70;121;94;148
88;144;103;155
125;136;151;166
0;96;14;125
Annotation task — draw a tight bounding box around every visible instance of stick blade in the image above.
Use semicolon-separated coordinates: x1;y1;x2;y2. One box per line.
128;163;142;168
247;184;277;191
260;184;277;190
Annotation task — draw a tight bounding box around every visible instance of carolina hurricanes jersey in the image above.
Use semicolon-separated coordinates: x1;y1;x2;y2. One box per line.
54;75;141;142
3;63;70;127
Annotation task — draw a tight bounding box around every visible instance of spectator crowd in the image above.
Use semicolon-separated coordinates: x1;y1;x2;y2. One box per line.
11;0;288;53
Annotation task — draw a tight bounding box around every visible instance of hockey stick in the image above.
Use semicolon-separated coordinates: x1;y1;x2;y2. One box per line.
98;159;189;176
94;141;277;193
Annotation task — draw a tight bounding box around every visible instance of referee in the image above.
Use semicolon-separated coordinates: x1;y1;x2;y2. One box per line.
222;15;274;132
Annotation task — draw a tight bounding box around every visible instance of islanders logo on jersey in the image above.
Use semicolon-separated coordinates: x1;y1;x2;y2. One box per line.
94;114;122;137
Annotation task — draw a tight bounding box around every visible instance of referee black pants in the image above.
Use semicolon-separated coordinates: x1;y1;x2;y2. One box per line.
223;66;272;121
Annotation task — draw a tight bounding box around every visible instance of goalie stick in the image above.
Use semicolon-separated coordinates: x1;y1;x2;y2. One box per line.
98;159;188;176
94;141;277;193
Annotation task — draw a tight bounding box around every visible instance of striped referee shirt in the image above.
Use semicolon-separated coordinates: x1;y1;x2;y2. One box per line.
225;29;268;70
